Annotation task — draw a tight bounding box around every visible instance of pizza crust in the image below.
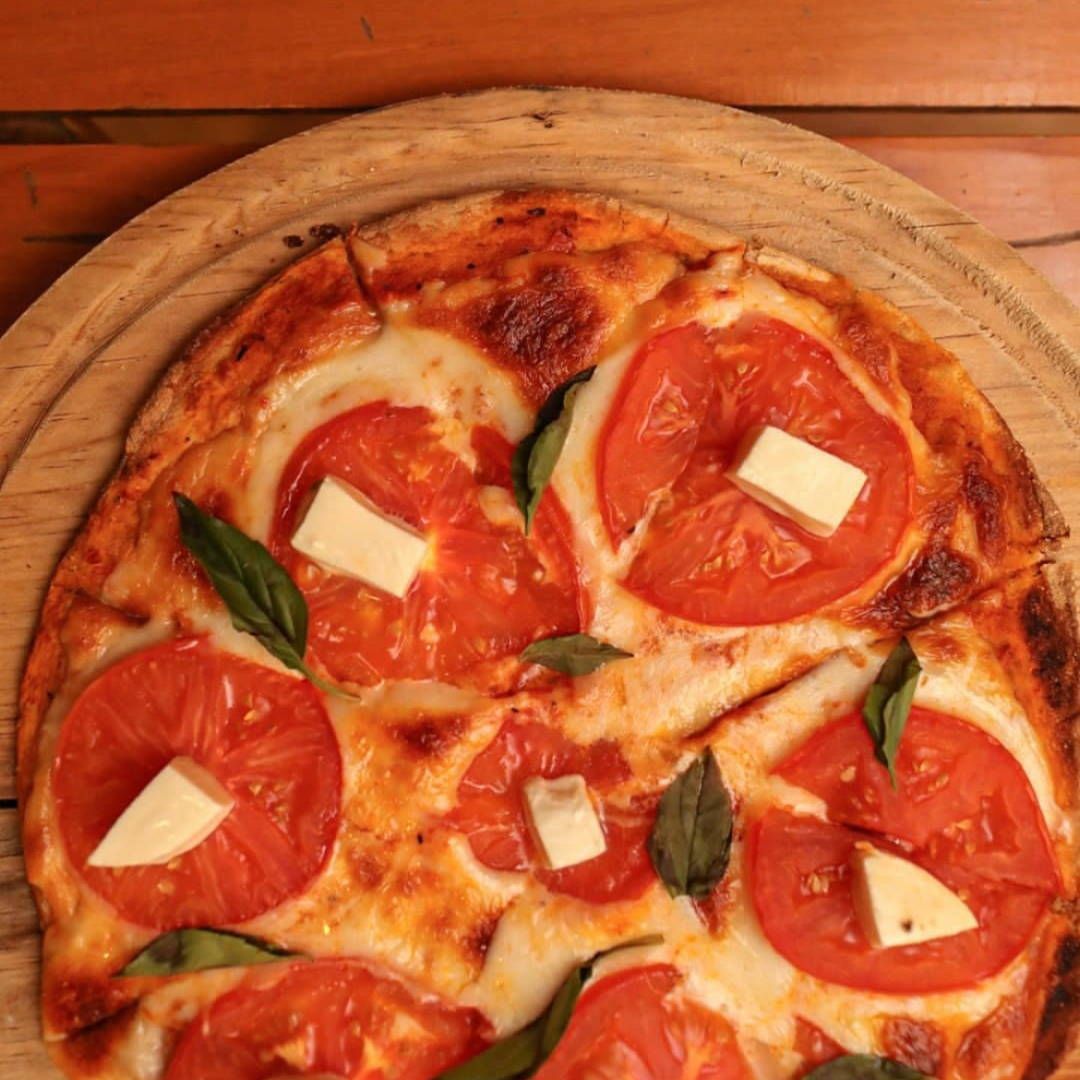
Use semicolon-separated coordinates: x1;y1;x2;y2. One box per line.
16;189;1078;1079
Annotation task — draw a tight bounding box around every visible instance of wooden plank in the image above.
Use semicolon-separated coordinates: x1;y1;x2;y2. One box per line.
1;0;1077;111
845;136;1080;302
0;145;250;335
2;137;1075;351
0;809;52;1077
843;137;1080;244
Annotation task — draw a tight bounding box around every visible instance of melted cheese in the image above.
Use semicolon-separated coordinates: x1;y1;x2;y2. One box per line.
35;251;1069;1078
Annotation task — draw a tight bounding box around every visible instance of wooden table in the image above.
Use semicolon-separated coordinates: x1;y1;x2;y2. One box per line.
0;3;1077;1076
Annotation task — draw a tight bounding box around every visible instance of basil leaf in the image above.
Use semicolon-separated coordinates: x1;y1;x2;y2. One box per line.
804;1055;930;1079
519;633;632;676
648;749;733;899
438;935;661;1079
862;637;922;788
174;493;347;697
116;928;293;978
511;367;595;533
438;1025;542;1080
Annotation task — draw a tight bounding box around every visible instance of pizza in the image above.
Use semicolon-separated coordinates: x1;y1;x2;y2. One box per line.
17;189;1078;1080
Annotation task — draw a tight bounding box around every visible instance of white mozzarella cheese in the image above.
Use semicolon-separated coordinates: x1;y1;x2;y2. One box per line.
727;425;867;538
521;775;607;871
87;756;234;868
851;842;979;949
290;475;428;598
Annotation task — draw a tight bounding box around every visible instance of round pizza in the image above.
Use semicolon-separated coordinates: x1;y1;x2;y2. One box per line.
17;190;1078;1080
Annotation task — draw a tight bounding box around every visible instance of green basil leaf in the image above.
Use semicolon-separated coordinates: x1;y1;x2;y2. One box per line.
804;1054;930;1079
115;928;293;978
862;637;922;788
519;633;632;676
647;749;733;899
535;964;586;1060
511;367;595;533
437;1024;542;1080
438;935;662;1079
174;493;349;698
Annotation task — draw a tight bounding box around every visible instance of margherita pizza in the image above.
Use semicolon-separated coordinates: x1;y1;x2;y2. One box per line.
17;190;1078;1080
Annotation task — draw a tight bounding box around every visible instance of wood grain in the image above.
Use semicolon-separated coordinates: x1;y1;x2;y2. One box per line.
0;145;250;336
0;89;1077;1078
0;810;51;1077
2;0;1078;111
842;137;1080;244
2;137;1077;343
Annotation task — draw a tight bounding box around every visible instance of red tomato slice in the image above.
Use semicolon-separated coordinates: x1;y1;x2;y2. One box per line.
270;404;582;689
598;315;914;625
164;959;486;1080
54;638;341;929
775;709;1060;893
533;965;751;1080
748;809;1050;994
794;1018;847;1074
447;719;656;903
598;324;715;540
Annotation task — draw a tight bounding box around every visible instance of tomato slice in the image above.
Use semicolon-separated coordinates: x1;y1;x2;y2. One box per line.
749;809;1050;994
598;324;715;540
597;315;914;625
54;638;341;929
794;1018;847;1074
533;965;751;1079
749;707;1060;993
164;959;486;1079
775;710;1060;893
447;719;656;903
270;404;582;690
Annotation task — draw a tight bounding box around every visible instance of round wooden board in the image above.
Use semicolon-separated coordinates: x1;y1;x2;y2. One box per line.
0;87;1077;1078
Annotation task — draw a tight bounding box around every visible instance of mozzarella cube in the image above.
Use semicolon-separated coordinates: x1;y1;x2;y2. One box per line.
727;425;868;537
522;775;607;871
290;476;428;598
852;842;979;949
87;756;234;868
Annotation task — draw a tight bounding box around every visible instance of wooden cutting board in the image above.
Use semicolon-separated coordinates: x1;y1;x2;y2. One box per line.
0;87;1077;1079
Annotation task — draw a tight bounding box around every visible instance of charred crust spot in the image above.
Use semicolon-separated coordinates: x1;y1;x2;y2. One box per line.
465;912;501;960
1021;583;1078;716
55;1003;139;1070
456;264;604;401
892;546;977;620
881;1016;944;1076
282;234;304;249
528;206;547;217
1055;934;1080;979
308;223;342;242
392;714;468;758
962;459;1006;557
494;216;504;226
1021;935;1080;1080
234;333;264;361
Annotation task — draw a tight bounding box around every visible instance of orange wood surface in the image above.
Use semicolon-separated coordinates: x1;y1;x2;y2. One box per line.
845;136;1080;306
2;0;1078;111
0;144;249;335
1;136;1075;340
